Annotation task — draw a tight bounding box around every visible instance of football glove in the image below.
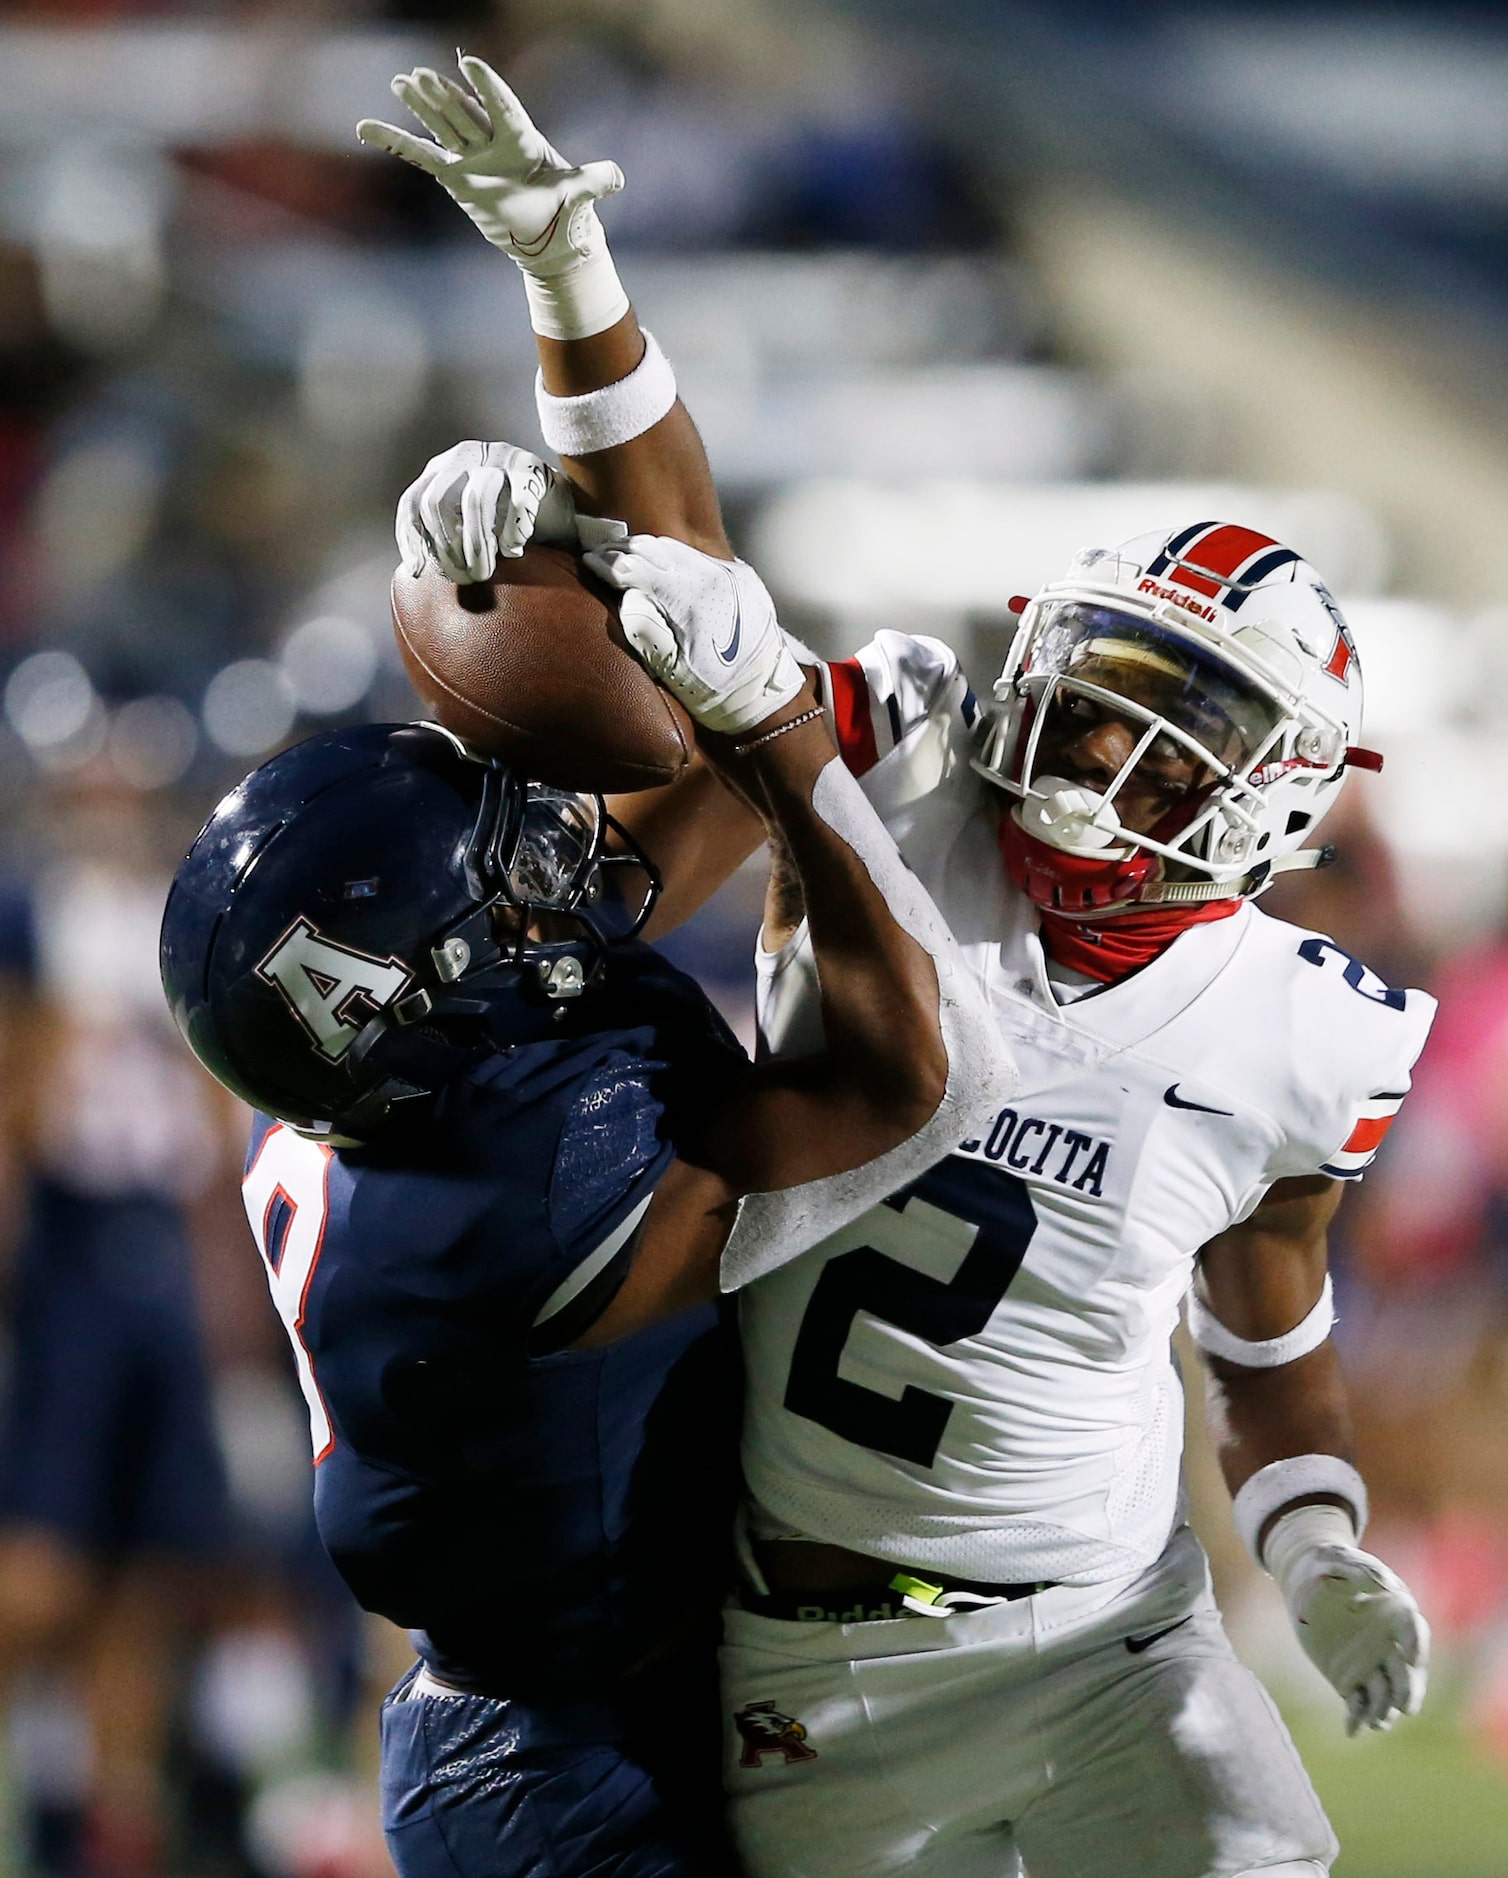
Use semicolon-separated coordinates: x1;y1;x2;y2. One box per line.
395;441;577;583
357;55;627;338
1265;1504;1430;1734
584;536;805;736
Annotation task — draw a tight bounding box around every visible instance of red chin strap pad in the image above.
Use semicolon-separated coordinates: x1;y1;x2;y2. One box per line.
997;810;1160;913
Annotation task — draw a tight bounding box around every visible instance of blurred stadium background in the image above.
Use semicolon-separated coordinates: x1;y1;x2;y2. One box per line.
0;1;1504;1874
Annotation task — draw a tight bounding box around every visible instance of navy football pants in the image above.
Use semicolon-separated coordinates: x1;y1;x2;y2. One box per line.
380;1664;736;1877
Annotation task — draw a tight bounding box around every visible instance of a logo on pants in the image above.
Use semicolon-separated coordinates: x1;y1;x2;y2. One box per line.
735;1699;819;1767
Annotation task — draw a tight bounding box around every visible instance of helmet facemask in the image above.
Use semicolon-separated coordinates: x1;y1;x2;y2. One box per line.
975;565;1357;912
428;766;659;1006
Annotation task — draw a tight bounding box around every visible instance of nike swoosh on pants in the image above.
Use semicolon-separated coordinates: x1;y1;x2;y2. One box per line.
1125;1616;1193;1654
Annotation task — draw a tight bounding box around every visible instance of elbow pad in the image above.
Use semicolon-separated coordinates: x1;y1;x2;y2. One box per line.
719;757;1016;1291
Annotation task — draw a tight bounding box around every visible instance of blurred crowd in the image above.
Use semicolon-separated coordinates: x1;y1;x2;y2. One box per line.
0;1;1505;1874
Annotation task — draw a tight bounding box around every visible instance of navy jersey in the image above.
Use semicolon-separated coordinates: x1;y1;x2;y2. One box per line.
242;949;746;1698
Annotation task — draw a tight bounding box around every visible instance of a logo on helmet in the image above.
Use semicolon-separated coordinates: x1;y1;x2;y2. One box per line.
256;918;411;1061
734;1699;819;1768
1316;588;1358;683
1137;576;1218;624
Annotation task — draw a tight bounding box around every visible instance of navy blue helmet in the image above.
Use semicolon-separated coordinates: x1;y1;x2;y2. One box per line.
160;723;658;1138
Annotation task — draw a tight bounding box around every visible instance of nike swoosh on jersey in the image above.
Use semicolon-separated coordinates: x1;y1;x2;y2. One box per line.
715;569;743;663
1163;1085;1233;1116
1125;1616;1193;1654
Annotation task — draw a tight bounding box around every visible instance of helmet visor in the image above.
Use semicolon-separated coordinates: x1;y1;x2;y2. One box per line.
494;784;657;946
506;784;602;909
1027;603;1282;786
1029;604;1284;811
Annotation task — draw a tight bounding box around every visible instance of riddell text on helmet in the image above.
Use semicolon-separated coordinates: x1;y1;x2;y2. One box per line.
1137;577;1219;624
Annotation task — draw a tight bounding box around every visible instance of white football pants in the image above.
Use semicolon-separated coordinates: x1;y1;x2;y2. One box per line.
721;1525;1335;1878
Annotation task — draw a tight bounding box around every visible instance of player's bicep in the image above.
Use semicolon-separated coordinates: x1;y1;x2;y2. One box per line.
1195;1174;1342;1346
564;1042;953;1349
565;1157;737;1348
679;1036;946;1200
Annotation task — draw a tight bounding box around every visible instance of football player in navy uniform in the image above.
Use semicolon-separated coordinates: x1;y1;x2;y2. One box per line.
160;528;1007;1877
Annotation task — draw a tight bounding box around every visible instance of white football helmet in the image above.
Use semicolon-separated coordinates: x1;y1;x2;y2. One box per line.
973;521;1379;913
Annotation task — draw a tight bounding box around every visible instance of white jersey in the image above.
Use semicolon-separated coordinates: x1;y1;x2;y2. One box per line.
740;632;1436;1587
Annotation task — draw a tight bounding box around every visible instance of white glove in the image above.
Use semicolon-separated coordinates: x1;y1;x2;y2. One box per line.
356;56;627;339
1265;1504;1430;1734
583;536;805;736
395;441;578;583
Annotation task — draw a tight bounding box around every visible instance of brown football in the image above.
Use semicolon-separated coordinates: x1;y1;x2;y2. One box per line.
390;545;693;794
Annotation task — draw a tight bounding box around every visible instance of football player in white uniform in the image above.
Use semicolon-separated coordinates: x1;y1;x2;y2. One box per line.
368;53;1432;1878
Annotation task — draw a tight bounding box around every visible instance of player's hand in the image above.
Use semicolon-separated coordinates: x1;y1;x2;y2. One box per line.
395;441;577;583
584;536;805;736
357;55;623;276
1277;1536;1430;1734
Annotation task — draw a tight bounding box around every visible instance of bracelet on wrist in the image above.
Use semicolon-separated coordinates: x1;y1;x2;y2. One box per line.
733;706;825;757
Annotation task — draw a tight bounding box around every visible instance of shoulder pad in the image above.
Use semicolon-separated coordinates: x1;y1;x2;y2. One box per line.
823;631;974;777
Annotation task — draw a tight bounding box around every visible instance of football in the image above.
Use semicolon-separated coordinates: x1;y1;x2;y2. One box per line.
390;545;694;794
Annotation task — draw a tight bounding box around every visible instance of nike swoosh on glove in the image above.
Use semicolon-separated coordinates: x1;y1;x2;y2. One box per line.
395;441;577;583
1268;1510;1430;1734
583;536;805;736
357;55;623;275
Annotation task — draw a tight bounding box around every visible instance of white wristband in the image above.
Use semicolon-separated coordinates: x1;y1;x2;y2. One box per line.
1232;1454;1369;1567
1189;1274;1334;1368
535;330;677;457
519;208;630;342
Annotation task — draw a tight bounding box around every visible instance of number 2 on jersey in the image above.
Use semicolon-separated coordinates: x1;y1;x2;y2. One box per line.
784;1159;1037;1467
243;1124;335;1463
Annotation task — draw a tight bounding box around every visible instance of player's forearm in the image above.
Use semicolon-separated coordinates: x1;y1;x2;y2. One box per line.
536;314;730;554
739;719;947;1127
610;751;767;941
1205;1343;1356;1501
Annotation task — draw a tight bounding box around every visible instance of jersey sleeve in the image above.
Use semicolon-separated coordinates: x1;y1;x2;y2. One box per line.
819;631;977;777
531;1052;675;1351
1266;937;1438;1185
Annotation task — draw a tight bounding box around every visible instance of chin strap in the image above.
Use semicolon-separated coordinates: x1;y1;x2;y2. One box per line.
1138;844;1336;905
998;816;1337;985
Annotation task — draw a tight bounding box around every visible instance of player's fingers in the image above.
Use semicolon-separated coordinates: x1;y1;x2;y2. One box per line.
433;71;492;147
418;475;466;579
616;590;677;667
356;120;450;175
572;159;626;203
497;458;543;559
573;513;630;553
1397;1652;1429;1717
1347;1667;1393;1734
1380;1618;1428;1718
395;491;430;578
391;71;468;153
461;464;509;577
410;68;484;154
581;546;659;593
457;56;544;157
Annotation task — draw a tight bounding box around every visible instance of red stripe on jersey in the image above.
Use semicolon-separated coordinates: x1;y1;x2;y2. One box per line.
1170;523;1280;599
1343;1113;1395;1154
826;659;880;776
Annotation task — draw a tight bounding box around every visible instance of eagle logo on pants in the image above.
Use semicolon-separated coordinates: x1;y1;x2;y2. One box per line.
735;1699;819;1767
